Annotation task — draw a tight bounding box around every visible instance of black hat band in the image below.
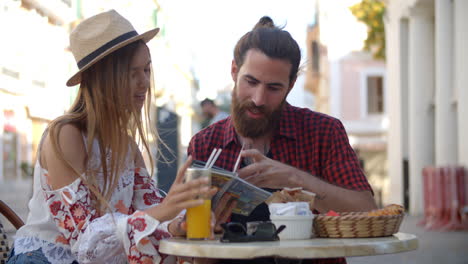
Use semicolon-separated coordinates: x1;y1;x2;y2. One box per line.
77;30;138;69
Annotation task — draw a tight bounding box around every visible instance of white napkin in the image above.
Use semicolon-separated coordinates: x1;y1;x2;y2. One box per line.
269;202;312;216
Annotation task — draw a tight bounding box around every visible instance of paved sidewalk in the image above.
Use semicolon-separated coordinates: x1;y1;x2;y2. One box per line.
347;215;468;264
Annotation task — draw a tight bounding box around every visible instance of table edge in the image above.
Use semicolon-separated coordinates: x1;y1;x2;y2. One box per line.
159;232;419;259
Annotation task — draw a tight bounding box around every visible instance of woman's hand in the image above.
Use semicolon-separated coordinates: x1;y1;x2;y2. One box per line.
145;156;217;222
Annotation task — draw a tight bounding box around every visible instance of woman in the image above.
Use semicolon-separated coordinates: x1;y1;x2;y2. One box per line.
7;10;215;264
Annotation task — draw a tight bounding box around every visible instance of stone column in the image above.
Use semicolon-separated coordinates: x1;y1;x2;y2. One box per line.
435;0;457;165
454;0;468;167
384;2;406;206
408;3;435;215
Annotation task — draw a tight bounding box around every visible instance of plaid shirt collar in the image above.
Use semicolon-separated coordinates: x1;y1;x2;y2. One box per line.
222;102;297;148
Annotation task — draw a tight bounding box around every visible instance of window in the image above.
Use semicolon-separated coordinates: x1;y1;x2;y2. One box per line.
360;69;386;118
3;110;18;181
311;41;320;72
367;76;384;114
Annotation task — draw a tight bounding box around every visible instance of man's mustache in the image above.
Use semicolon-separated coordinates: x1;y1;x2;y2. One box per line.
243;103;268;115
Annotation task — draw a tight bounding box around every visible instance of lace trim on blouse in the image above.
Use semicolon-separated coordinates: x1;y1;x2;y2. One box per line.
14;165;174;264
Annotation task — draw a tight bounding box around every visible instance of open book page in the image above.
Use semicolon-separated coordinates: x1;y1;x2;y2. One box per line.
192;160;272;216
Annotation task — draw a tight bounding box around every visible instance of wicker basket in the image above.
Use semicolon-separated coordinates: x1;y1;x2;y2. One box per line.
313;212;404;238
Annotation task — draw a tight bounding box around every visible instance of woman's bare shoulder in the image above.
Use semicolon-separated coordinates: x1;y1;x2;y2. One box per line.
41;124;86;189
43;124;84;152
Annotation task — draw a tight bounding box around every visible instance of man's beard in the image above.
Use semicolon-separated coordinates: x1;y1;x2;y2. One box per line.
231;88;285;139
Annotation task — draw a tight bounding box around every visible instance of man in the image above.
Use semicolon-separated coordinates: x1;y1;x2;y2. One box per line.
188;16;376;264
200;98;230;125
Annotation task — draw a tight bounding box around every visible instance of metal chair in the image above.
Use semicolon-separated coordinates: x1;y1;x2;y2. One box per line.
0;200;24;263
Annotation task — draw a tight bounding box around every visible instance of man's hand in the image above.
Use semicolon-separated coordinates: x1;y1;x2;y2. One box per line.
237;150;377;213
168;216;186;237
213;193;237;233
237;149;302;189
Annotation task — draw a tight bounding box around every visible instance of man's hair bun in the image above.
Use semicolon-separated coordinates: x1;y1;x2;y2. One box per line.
253;16;275;30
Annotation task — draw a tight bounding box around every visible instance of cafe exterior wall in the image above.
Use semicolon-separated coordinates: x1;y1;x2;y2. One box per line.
305;0;389;207
385;0;468;215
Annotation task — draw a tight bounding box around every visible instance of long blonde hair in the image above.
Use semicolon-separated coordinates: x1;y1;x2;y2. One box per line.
48;40;156;214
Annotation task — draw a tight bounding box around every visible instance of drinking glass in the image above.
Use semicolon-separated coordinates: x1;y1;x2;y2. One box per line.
185;167;212;240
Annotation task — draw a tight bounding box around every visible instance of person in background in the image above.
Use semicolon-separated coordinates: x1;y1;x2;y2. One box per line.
200;98;230;125
8;10;215;264
188;16;377;264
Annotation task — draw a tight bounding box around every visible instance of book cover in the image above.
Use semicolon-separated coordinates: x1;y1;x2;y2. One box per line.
192;160;272;216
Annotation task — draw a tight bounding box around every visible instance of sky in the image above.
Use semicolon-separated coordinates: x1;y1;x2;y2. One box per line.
159;0;317;101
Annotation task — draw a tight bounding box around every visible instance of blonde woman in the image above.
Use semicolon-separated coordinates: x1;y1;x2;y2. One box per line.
7;10;215;264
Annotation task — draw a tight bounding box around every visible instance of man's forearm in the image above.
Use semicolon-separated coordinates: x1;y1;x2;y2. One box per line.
290;169;377;213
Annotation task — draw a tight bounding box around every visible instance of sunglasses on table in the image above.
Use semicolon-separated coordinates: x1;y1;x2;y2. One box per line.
220;222;286;243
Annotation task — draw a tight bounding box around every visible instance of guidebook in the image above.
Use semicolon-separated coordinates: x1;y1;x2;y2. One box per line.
192;160;272;216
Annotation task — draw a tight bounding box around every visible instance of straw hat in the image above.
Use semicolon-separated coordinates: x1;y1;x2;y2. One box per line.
66;9;160;86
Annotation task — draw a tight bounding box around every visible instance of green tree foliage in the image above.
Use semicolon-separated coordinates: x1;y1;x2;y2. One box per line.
350;0;386;60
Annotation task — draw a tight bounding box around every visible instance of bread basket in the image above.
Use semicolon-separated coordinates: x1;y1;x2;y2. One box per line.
313;211;404;238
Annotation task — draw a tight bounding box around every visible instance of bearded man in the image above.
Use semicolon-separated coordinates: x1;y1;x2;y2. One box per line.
187;16;377;264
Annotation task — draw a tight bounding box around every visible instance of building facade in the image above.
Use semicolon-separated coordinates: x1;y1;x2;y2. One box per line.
0;0;75;183
305;0;389;207
385;0;468;214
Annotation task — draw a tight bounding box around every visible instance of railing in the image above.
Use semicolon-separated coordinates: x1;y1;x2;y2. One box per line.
420;166;468;230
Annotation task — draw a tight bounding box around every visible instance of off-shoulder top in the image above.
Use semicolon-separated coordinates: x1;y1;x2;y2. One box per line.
13;133;176;264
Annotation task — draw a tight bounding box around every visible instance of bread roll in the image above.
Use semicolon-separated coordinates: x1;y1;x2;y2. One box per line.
265;187;316;210
367;204;404;216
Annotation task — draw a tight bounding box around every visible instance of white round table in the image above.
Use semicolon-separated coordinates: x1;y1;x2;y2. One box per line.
159;232;418;260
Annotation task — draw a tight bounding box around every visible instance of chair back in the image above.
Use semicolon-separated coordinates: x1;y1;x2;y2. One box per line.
0;201;24;230
0;200;25;263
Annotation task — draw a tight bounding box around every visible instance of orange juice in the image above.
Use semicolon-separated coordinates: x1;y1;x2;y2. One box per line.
186;199;211;239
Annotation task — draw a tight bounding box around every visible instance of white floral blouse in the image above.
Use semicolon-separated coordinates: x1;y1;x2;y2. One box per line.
13;136;177;264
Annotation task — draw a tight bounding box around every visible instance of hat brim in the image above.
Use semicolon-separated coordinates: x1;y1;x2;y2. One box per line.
66;27;160;87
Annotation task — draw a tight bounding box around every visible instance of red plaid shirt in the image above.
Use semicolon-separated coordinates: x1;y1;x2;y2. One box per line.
188;103;373;264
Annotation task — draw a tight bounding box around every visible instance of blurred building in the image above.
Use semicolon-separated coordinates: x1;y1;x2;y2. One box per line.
305;0;388;207
385;0;468;215
0;0;75;182
0;0;76;228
